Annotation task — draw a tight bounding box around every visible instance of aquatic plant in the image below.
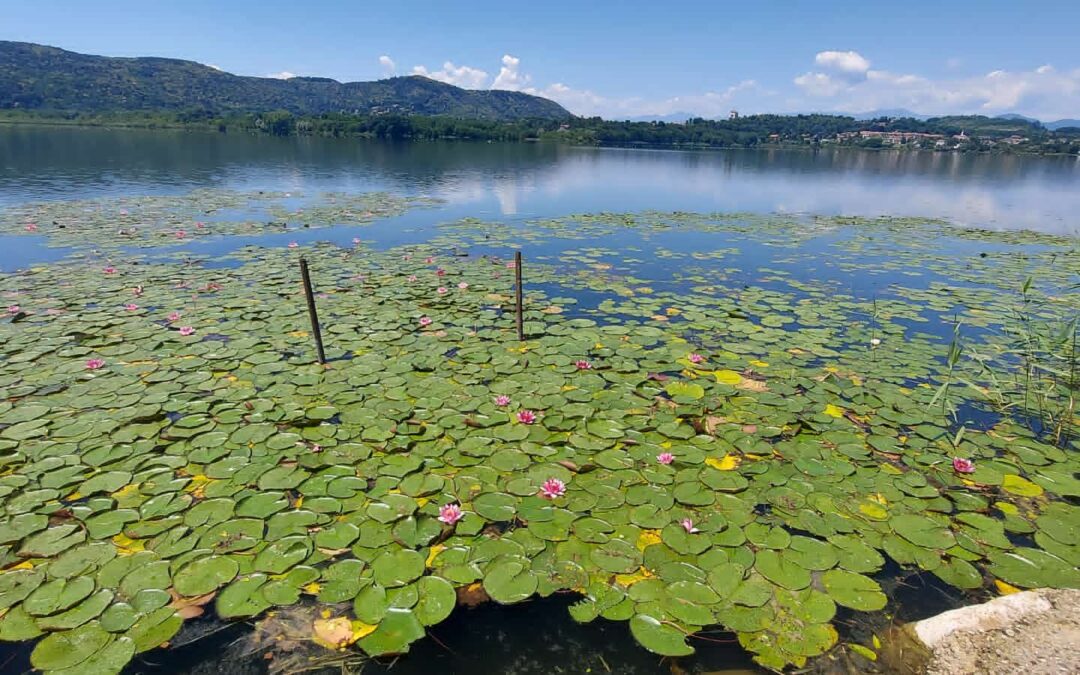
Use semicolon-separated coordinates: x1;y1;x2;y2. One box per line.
0;202;1076;673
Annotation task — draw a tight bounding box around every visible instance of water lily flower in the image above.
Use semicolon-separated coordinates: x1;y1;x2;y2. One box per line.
952;457;976;474
438;503;464;525
103;266;116;274
119;209;129;216
352;237;361;245
517;410;537;424
871;338;882;347
657;452;675;465
167;311;182;322
419;316;433;327
458;282;469;290
132;286;143;296
407;275;418;282
575;360;592;370
681;518;700;534
123;304;138;311
494;395;512;407
178;326;195;336
539;478;566;499
688;353;705;364
85;358;105;370
506;261;516;269
436;268;446;277
7;305;19;314
175;230;187;238
287;242;299;248
25;223;37;232
196;222;205;229
425;257;434;264
437;287;448;295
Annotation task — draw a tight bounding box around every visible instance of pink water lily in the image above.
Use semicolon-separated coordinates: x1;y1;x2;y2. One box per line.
575;360;592;370
681;518;699;534
119;209;129;216
425;257;434;264
657;452;675;465
175;230;187;238
123;304;138;311
7;305;20;314
437;287;448;295
952;457;976;474
25;223;37;232
167;311;182;322
132;285;144;296
85;358;105;370
352;237;361;244
517;410;537;424
436;268;446;277
419;316;433;327
178;326;195;336
494;395;512;407
438;503;464;525
688;353;705;364
103;266;116;275
539;478;566;499
196;222;205;229
458;282;469;290
506;261;516;269
287;242;299;248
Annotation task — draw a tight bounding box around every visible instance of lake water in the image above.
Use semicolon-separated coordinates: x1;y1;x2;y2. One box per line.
0;126;1077;675
2;126;1079;242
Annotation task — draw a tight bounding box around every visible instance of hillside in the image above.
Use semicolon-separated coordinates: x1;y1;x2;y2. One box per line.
0;41;572;121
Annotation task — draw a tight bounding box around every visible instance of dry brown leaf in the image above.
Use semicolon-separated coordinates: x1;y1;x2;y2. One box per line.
312;617;353;650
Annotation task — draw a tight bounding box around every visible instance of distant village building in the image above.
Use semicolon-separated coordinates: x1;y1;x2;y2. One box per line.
836;130;945;145
729;110;739;120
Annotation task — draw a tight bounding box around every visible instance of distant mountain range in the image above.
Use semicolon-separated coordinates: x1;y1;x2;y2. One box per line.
0;41;571;121
624;108;1079;130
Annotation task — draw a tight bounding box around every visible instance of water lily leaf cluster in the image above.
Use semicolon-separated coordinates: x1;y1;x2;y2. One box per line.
0;199;1077;673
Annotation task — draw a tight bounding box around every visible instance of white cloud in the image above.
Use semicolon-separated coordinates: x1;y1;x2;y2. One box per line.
378;55;396;74
412;61;489;88
815;50;871;75
492;54;531;90
267;71;297;80
789;55;1080;119
794;72;844;97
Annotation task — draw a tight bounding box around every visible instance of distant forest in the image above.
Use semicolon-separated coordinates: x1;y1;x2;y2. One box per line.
2;109;1078;154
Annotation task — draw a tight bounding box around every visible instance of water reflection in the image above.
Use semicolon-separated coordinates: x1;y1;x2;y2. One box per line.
1;126;1078;233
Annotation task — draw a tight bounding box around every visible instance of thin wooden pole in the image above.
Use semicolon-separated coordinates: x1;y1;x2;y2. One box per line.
514;251;524;341
299;257;327;364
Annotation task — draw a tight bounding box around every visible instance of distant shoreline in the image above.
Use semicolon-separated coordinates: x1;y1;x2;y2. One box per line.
1;112;1077;157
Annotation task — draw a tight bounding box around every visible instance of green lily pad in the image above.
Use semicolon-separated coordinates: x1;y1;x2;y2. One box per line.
821;569;887;611
629;613;694;656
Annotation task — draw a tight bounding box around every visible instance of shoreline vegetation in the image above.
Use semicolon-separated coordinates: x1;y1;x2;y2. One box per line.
2;109;1079;156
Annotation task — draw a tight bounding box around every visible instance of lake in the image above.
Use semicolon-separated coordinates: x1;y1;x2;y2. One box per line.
3;126;1080;239
0;126;1078;675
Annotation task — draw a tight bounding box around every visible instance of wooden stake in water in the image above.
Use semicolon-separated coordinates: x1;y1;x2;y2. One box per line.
515;251;524;341
299;257;327;364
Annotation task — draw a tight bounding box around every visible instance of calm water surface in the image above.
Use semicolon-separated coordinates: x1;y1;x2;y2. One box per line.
2;126;1079;237
0;126;1075;674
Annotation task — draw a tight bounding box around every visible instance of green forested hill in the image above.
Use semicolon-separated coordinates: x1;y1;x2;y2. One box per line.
0;41;572;120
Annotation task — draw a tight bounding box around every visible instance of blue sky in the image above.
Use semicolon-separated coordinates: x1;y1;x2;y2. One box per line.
3;0;1079;120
